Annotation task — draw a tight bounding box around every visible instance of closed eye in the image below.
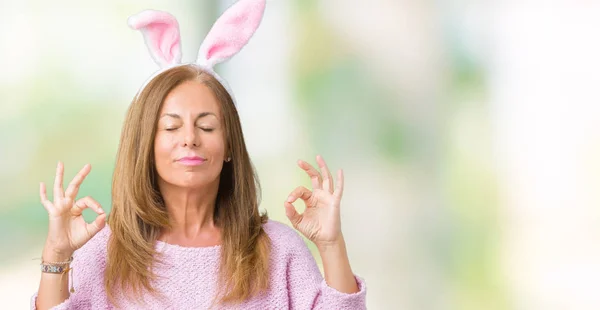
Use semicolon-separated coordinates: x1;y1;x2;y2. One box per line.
164;127;214;132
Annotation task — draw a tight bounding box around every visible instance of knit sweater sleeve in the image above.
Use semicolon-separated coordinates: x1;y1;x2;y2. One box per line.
30;227;110;310
273;222;367;310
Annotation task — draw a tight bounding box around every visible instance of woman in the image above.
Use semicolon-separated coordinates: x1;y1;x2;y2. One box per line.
33;1;366;309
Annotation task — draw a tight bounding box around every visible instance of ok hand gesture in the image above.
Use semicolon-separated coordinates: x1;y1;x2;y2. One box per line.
40;162;106;260
284;155;345;249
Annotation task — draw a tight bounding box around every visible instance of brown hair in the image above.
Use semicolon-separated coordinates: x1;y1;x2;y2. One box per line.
106;65;270;306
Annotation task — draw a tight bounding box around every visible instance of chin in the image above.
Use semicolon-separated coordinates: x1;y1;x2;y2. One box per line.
175;175;217;188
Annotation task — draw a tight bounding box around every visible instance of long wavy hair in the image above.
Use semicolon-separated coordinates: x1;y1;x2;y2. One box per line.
105;65;270;306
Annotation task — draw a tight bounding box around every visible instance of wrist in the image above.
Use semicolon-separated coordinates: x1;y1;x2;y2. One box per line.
316;235;346;253
42;247;73;263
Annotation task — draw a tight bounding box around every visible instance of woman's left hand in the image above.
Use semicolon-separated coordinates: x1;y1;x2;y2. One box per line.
285;155;344;249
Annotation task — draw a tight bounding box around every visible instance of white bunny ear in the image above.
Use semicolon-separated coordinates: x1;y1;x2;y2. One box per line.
196;0;266;68
128;10;182;68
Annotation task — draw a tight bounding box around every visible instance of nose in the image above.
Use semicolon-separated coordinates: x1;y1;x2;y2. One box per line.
182;125;200;147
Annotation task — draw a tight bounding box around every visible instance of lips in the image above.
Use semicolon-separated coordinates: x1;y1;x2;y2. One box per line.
177;156;206;166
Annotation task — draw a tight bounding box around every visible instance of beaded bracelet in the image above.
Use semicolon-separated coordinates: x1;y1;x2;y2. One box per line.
40;257;75;293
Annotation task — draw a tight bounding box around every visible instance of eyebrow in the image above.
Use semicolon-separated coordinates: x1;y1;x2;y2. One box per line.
160;112;217;120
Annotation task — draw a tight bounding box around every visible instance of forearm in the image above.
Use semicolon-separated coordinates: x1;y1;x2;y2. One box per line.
36;247;72;310
317;235;359;294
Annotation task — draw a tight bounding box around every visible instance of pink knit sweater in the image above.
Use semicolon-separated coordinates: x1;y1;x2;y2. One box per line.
31;220;366;309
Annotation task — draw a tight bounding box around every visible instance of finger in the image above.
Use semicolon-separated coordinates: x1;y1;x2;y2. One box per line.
316;155;334;193
86;213;106;237
39;182;53;212
65;164;91;199
287;186;313;207
334;169;344;200
71;196;104;217
284;202;302;227
297;160;322;190
53;161;65;201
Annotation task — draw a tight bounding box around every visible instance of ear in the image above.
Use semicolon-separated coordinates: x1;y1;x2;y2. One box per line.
196;0;266;68
128;10;183;68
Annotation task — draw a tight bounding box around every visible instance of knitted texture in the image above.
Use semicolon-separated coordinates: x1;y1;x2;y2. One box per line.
31;220;366;309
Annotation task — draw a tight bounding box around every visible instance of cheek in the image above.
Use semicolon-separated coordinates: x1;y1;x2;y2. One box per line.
154;134;176;162
205;134;226;157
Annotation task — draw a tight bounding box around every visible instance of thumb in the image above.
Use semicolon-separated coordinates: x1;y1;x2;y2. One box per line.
86;213;106;237
284;202;302;228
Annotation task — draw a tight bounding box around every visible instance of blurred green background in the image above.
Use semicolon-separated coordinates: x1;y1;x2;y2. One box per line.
2;0;600;309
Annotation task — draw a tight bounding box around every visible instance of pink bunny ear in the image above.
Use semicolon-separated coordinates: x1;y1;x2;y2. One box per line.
196;0;266;68
128;10;182;68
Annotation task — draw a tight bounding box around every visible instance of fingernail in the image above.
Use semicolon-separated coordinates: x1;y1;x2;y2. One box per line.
287;196;294;202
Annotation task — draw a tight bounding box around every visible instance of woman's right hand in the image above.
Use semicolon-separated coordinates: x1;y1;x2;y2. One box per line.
40;162;106;261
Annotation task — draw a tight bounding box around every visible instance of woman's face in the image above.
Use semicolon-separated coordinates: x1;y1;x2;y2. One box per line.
154;80;227;190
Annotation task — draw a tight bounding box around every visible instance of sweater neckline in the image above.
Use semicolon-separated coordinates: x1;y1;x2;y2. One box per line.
155;239;222;253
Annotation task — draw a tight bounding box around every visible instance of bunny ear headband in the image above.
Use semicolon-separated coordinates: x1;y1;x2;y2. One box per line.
128;0;267;104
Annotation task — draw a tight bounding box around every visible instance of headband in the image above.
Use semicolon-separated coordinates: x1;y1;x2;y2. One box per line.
128;0;267;104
